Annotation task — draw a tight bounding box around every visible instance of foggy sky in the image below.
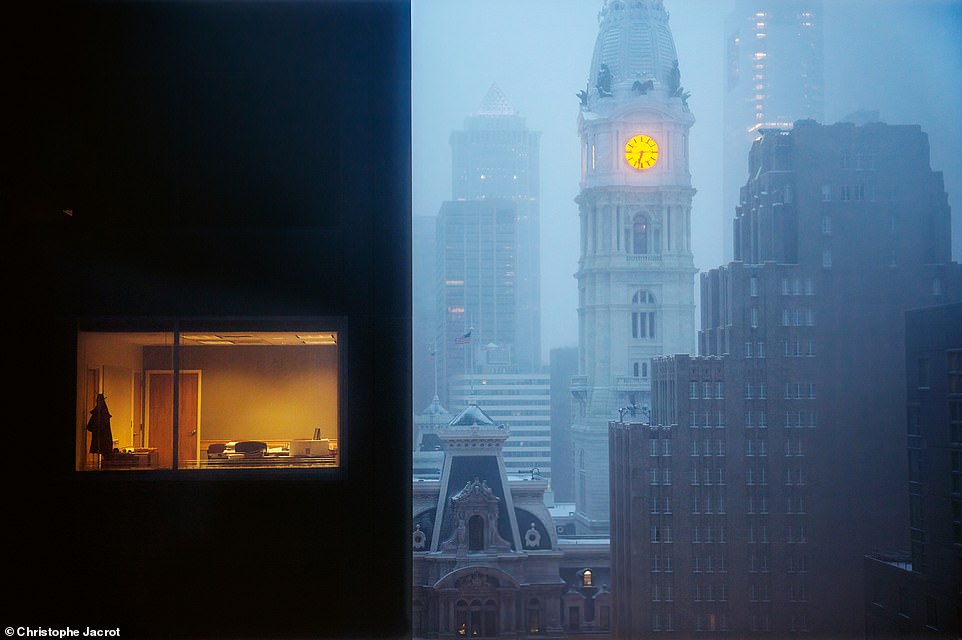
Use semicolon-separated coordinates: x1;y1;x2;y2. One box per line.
412;0;962;363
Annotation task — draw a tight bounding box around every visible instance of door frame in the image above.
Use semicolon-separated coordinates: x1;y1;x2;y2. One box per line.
144;369;202;466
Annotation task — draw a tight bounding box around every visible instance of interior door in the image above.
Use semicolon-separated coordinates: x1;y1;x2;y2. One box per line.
145;370;201;468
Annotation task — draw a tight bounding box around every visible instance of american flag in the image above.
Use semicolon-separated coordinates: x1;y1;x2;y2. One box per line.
454;329;472;345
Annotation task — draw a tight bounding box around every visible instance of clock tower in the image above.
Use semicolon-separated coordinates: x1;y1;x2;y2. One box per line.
572;0;697;533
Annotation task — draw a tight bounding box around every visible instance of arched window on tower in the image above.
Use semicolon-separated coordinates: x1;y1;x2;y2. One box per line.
632;289;657;339
633;214;650;254
470;599;484;638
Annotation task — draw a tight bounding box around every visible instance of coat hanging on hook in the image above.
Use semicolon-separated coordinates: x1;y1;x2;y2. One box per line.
86;393;113;456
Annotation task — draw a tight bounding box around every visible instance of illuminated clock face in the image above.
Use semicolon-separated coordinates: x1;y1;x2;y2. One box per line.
625;134;659;170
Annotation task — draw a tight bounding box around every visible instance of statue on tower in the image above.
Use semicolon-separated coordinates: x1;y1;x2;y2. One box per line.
632;78;654;95
577;83;589;107
667;59;681;96
666;59;690;108
596;63;613;97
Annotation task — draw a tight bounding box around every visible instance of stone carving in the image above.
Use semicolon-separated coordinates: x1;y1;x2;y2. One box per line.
441;477;512;553
524;523;542;548
667;59;691;108
596;63;613;97
577;87;589;106
632;79;654;95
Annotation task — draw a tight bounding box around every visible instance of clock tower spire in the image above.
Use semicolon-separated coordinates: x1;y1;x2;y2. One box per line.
571;0;697;534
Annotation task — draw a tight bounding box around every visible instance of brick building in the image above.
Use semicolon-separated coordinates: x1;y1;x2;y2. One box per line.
611;120;962;638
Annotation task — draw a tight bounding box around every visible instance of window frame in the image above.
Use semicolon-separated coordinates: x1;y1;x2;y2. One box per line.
75;316;347;477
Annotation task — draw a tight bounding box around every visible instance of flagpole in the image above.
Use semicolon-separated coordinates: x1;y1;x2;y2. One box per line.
431;342;438;399
468;317;474;403
455;325;474;407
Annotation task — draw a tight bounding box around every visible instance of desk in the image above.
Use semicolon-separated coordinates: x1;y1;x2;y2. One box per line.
190;453;338;469
102;448;158;468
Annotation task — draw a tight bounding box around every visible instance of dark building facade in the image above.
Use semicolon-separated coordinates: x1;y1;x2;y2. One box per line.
864;302;962;639
611;121;962;638
7;3;411;638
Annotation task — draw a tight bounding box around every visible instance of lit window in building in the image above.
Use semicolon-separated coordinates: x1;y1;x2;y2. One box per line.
77;322;342;471
582;569;593;587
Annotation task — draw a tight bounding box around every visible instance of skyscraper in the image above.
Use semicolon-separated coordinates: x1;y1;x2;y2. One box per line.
571;0;697;534
448;372;552;479
611;121;962;637
436;85;542;407
414;214;440;412
864;302;962;639
722;0;823;263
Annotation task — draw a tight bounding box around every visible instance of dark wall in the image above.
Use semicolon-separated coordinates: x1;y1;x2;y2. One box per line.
5;2;411;638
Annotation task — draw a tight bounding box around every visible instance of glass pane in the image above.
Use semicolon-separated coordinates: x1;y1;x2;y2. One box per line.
77;330;175;470
178;329;340;469
78;326;341;471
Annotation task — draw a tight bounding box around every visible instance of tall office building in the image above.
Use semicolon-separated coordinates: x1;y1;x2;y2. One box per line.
610;121;962;637
413;214;439;413
436;86;542;408
571;0;697;534
448;373;552;480
722;0;823;262
864;302;962;639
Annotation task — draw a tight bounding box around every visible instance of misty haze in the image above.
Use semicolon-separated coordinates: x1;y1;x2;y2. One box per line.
411;1;962;638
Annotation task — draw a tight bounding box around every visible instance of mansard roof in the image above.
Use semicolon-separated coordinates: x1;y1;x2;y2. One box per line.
449;403;498;427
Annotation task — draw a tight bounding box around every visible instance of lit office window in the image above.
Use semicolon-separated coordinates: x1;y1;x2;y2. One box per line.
77;321;342;471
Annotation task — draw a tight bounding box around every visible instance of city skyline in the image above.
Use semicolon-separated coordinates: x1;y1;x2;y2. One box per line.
413;0;962;363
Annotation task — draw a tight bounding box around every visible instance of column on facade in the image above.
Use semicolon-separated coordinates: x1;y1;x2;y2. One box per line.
545;586;565;633
498;586;516;635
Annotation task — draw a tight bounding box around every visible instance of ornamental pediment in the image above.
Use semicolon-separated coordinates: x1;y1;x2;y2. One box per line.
455;571;500;590
451;478;500;507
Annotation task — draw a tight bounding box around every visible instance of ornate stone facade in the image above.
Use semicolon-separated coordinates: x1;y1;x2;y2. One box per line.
413;404;612;638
